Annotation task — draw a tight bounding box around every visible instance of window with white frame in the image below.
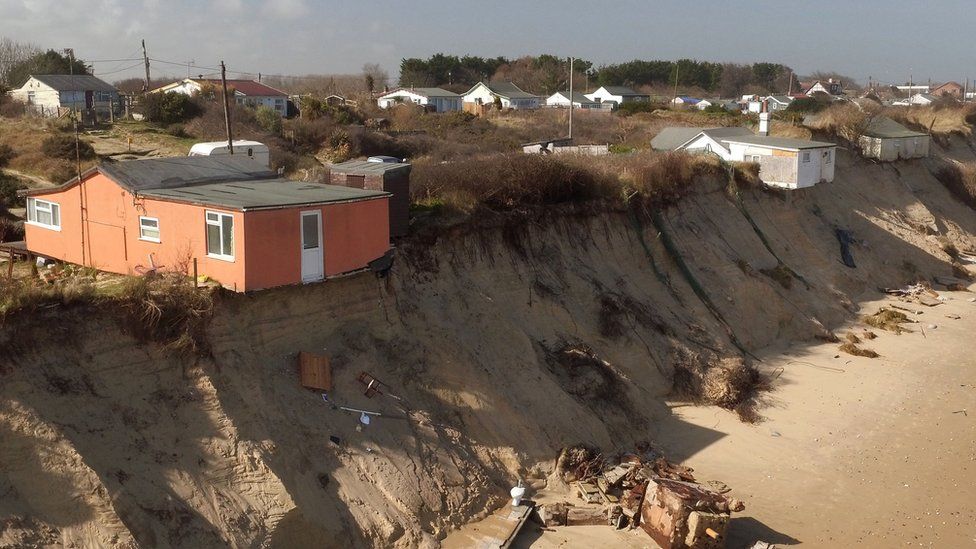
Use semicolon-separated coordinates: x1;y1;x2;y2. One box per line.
26;197;61;230
139;216;160;242
825;149;833;164
205;211;234;260
802;151;811;163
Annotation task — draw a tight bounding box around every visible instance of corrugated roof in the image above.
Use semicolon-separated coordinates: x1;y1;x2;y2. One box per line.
482;81;538;99
140;179;387;210
721;135;835;150
99;156;277;192
651;127;707;150
30;74;117;92
330;160;412;175
863;116;928;139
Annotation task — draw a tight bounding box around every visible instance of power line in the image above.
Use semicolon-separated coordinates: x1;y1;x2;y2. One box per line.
94;61;145;77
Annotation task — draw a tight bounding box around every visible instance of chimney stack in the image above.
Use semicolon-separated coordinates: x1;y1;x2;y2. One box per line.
758;100;770;136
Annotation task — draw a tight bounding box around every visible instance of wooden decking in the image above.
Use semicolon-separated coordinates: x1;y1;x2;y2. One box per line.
0;241;29;261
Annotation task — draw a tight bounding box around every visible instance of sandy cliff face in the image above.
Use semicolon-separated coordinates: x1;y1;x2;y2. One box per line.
2;147;975;548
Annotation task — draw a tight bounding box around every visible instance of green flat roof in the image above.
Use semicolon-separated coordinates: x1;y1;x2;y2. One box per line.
140;179;388;210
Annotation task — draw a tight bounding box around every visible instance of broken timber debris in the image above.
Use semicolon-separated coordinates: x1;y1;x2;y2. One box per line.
555;445;743;547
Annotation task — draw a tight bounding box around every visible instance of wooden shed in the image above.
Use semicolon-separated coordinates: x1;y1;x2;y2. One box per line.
330;160;411;237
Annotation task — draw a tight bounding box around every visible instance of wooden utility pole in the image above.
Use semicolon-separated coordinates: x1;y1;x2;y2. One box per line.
221;61;234;154
672;63;680;106
141;39;151;91
568;57;574;140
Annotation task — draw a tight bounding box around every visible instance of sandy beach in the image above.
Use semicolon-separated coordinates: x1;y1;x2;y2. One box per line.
655;291;976;548
511;290;976;548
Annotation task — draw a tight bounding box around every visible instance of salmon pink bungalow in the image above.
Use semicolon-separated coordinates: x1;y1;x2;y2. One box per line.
23;156;392;291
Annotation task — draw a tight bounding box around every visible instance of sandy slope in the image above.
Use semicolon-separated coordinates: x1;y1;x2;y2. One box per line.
2;145;976;547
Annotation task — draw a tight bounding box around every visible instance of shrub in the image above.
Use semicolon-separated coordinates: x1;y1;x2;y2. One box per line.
616;102;657;116
41;134;95;160
411;154;614;213
785;96;831;114
141;92;202;125
0;143;14;167
0;173;27;211
255;105;283;134
165;124;189;138
631;151;722;206
805;104;868;142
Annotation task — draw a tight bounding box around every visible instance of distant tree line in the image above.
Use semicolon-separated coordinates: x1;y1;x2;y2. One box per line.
399;54;801;97
0;38;87;88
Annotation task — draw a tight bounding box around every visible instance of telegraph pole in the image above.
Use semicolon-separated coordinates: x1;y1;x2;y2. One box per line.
141;39;151;91
672;63;680;106
221;61;234;154
568;57;574;140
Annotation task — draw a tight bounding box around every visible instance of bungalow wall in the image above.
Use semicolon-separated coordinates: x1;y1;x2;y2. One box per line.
242;198;390;290
682;134;734;161
859;135;930;161
26;173;247;288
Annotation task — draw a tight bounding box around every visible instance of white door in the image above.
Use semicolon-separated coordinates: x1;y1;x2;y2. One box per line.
301;211;324;283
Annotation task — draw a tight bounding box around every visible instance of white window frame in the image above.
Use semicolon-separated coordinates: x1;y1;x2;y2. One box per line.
139;216;161;243
825;150;833;164
205;210;235;261
802;151;811;163
26;197;61;231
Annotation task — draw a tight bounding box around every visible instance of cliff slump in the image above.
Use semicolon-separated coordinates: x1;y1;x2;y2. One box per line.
2;149;975;548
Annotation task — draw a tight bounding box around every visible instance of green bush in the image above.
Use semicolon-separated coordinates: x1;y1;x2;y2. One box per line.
255;106;283;134
0;173;27;212
785;96;831;114
41;134;95;160
142;92;202;125
616;101;657;116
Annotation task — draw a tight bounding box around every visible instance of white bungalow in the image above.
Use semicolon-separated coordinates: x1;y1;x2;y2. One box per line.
545;91;600;109
9;74;119;117
651;127;755;160
462;82;540;110
585;86;647;107
376;88;461;112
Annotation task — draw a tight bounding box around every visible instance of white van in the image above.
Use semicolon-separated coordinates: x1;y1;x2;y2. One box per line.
188;140;270;168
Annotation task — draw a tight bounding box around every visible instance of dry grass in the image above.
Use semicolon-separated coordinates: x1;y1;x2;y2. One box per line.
770;120;813;140
886;105;974;138
863;309;911;333
1;267;215;357
673;353;769;423
0;117;96;184
934;161;976;210
410;153;615;214
839;342;880;358
804;104;869;142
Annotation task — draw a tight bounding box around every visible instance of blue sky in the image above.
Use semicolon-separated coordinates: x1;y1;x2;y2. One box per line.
1;0;971;85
